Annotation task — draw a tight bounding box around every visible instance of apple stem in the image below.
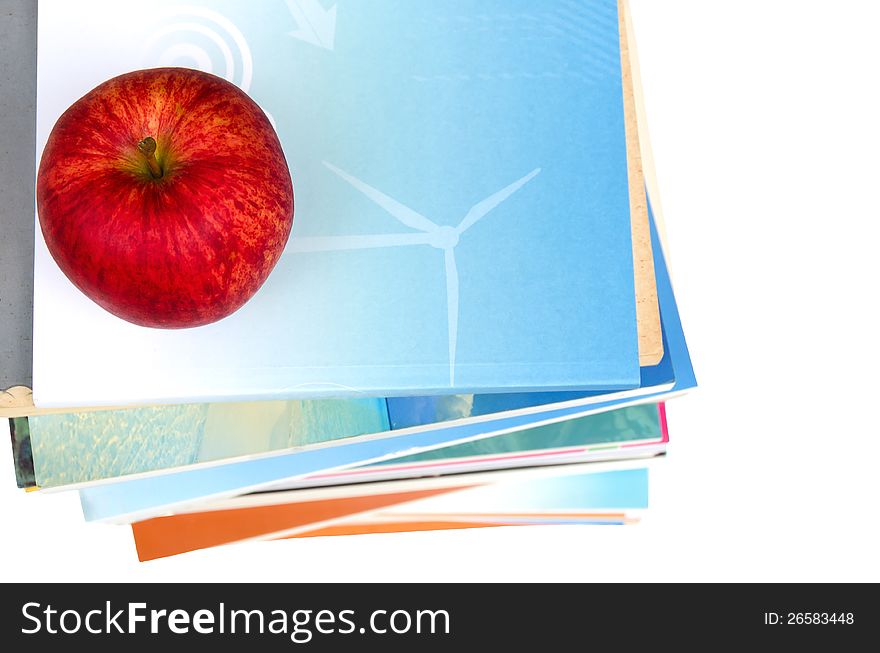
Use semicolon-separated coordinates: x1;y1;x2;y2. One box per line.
137;137;163;179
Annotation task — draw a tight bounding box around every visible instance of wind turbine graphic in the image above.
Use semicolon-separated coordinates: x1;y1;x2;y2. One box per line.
288;163;542;386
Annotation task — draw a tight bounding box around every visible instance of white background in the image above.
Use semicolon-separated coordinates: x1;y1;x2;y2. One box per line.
2;0;879;582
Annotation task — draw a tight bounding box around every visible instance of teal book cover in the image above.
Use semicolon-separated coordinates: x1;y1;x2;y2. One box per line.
17;401;659;488
33;0;638;406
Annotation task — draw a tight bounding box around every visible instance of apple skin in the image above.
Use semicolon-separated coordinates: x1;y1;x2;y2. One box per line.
36;67;294;328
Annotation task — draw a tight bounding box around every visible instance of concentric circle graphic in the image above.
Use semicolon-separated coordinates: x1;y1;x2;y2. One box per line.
142;6;253;92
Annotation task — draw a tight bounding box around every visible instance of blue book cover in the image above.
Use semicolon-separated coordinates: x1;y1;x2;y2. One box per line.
33;0;639;406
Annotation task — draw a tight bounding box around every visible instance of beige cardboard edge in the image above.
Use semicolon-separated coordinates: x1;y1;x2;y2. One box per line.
620;0;663;366
1;1;664;418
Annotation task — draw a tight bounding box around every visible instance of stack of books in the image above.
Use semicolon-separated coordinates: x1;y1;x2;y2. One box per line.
1;0;694;561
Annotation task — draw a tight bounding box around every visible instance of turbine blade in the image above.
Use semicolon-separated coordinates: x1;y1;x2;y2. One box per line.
457;168;542;234
444;248;460;387
323;162;439;233
288;232;433;253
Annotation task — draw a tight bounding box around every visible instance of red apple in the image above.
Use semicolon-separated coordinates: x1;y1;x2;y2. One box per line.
36;67;294;328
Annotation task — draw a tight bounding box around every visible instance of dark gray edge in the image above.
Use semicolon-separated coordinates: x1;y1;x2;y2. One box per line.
0;0;37;389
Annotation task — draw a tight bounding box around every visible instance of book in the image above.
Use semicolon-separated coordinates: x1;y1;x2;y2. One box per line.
131;461;650;560
264;402;667;490
15;398;664;489
31;0;646;407
2;0;667;415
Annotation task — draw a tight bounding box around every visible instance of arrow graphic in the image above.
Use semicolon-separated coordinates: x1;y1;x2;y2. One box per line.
284;0;337;51
290;163;541;386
